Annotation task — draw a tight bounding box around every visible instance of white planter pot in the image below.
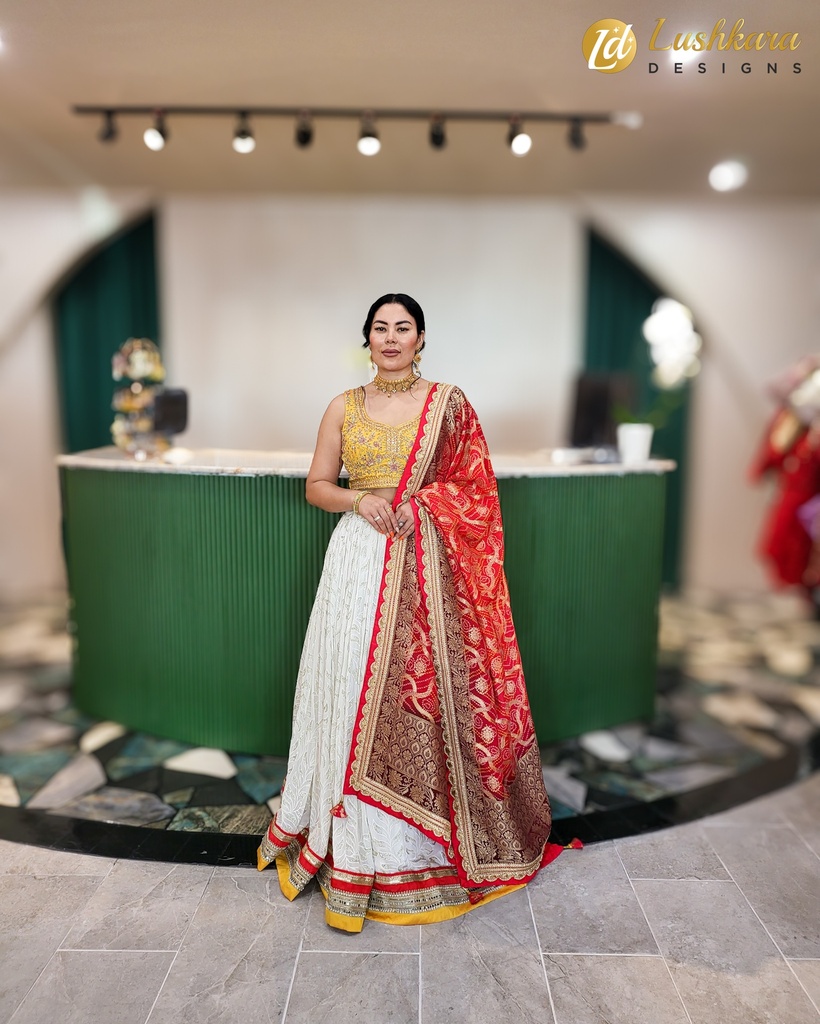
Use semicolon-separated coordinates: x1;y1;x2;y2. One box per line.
617;423;654;465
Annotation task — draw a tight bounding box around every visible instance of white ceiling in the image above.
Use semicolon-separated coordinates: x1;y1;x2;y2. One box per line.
0;0;816;196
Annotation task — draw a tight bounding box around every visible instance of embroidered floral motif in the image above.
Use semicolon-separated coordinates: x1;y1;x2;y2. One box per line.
276;826;518;923
346;385;554;886
341;387;422;491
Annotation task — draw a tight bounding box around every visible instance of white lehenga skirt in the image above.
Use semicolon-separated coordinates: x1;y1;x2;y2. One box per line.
264;513;449;878
259;512;542;929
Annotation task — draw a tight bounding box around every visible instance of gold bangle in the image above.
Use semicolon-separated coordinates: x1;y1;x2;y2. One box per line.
352;491;367;515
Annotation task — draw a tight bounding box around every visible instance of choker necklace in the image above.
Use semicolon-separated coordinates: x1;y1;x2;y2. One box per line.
373;371;418;397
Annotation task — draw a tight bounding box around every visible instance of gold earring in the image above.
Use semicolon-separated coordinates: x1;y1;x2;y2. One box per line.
412;350;422;375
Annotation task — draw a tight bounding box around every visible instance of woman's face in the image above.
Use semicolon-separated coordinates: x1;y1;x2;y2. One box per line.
368;303;423;375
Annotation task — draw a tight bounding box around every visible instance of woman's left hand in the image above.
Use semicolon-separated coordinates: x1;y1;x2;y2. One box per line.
395;501;415;539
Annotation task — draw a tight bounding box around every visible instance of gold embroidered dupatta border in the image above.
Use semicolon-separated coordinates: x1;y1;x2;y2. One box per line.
345;383;554;887
345;383;452;841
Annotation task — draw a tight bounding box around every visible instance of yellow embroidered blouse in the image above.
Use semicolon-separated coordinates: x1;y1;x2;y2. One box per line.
341;386;422;491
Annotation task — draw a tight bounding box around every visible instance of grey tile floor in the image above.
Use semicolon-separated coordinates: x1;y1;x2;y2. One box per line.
1;773;819;1024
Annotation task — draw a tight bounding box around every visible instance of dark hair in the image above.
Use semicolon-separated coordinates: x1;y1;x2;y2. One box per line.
361;293;426;350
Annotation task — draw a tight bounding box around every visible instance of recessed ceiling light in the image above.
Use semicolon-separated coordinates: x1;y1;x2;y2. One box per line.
709;160;748;192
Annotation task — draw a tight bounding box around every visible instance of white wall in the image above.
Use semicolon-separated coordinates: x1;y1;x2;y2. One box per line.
160;196;584;454
3;189;820;598
0;307;64;599
0;189;150;602
584;199;820;592
0;189;150;348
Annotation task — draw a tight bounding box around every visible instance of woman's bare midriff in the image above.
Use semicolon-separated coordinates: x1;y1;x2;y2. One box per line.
368;487;398;503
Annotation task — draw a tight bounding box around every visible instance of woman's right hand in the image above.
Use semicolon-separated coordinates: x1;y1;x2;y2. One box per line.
356;493;400;536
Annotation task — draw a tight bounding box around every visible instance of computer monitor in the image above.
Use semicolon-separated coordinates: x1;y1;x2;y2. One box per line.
570;372;636;447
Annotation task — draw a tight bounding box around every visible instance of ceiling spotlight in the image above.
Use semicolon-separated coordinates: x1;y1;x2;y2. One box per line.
429;116;447;150
708;159;748;192
98;110;118;143
357;117;380;156
507;120;531;157
295;111;313;148
143;112;168;152
232;111;256;154
568;118;586;151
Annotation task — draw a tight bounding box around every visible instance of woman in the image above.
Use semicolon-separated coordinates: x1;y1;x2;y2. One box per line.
257;293;577;932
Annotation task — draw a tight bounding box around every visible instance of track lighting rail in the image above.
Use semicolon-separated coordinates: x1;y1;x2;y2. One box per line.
72;104;641;154
73;104;626;124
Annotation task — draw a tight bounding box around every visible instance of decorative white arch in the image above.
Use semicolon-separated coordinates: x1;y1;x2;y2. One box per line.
0;188;151;600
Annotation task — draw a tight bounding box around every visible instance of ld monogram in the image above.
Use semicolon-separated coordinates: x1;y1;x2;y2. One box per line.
582;20;638;73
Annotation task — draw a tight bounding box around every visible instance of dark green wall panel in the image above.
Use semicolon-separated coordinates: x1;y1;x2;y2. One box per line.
62;467;666;755
498;473;664;743
63;468;336;754
584;229;688;589
54;215;160;454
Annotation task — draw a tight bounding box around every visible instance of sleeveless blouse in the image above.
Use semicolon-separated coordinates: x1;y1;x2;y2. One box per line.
341;387;422;491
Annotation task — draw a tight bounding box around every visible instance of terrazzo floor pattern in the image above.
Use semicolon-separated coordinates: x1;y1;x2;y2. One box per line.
0;772;818;1024
2;590;820;861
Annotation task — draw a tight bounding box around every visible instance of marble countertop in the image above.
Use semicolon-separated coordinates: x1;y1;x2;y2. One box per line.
58;447;676;478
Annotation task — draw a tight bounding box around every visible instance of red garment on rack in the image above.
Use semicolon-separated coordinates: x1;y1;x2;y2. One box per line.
750;410;820;587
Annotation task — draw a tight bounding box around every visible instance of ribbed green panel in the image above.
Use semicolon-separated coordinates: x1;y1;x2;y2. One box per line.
498;473;665;743
62;468;336;755
62;467;665;755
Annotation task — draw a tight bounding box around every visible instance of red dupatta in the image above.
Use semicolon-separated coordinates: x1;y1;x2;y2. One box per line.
345;383;561;888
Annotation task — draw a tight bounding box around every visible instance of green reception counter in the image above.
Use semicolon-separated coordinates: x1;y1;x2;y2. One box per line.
58;448;674;756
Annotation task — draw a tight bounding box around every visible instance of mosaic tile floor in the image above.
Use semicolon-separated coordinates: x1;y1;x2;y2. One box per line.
0;590;818;865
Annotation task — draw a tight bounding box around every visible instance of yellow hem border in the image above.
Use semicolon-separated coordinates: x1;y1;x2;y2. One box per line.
276;857;528;929
315;879;525;930
275;854;300;902
363;883;525;926
325;909;366;933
